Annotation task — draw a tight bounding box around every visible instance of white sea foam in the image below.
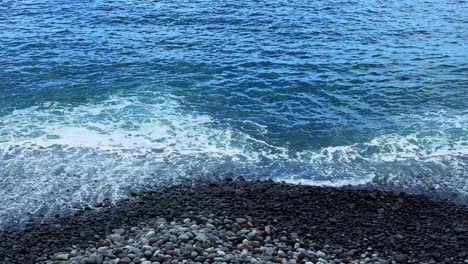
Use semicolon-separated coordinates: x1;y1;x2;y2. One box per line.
0;94;467;228
291;111;468;195
0;93;281;227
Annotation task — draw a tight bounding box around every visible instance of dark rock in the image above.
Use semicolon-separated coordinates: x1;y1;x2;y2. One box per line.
394;254;407;262
119;256;131;263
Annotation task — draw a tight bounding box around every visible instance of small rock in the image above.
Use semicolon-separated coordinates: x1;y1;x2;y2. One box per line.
316;251;327;258
395;254;407;262
95;253;103;264
113;228;126;236
155;218;167;223
236;218;247;224
178;233;190;242
119;256;131;263
54;253;69;261
109;234;122;243
146;231;157;239
195;256;206;262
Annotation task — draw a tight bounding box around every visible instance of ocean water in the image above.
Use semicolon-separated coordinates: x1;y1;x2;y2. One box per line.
0;0;467;228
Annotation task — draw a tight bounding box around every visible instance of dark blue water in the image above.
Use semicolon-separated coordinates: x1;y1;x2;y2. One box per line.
1;0;467;228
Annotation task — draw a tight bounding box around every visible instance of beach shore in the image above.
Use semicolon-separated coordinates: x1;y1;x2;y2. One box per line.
1;179;467;264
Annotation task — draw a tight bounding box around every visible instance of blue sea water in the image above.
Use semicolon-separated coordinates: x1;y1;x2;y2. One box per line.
0;0;467;228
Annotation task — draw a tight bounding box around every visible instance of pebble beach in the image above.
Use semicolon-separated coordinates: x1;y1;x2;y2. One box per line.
2;1;468;264
1;180;467;264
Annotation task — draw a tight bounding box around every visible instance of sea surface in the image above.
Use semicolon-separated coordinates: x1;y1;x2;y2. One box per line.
1;0;467;228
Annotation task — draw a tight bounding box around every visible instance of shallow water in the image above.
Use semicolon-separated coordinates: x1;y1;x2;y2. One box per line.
0;0;467;228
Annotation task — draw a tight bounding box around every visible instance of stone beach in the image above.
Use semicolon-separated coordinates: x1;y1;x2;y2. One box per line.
45;216;389;264
1;179;467;263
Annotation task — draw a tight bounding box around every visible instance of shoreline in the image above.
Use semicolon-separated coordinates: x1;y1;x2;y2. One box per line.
1;179;467;263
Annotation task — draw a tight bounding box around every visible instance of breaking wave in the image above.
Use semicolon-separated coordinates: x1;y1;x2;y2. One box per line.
0;93;467;228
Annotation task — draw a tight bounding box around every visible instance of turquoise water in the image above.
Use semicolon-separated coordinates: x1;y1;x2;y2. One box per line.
0;0;467;228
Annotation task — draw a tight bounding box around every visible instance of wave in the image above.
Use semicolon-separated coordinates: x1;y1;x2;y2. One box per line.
0;93;467;228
